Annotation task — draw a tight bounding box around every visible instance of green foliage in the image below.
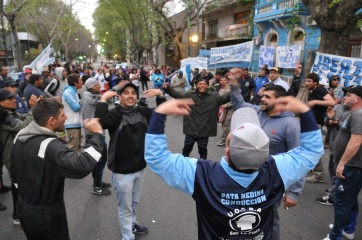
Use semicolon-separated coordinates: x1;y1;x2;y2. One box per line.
93;0;161;61
328;0;342;8
280;3;301;32
7;0;95;62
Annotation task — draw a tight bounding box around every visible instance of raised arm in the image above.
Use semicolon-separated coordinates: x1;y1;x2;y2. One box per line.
145;99;197;196
228;68;261;112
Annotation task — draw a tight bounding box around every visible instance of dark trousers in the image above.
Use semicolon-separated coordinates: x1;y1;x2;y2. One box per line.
330;167;362;239
141;81;148;91
18;198;70;240
135;86;139;99
182;135;209;159
86;135;108;188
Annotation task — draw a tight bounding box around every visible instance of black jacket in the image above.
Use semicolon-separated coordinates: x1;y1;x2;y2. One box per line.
95;101;165;174
11;121;103;206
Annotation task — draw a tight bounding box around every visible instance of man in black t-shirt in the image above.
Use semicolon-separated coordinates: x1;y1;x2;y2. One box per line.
305;73;335;183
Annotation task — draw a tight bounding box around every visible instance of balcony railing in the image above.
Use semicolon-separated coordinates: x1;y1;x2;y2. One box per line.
255;0;301;16
206;24;250;40
258;4;273;14
278;0;299;9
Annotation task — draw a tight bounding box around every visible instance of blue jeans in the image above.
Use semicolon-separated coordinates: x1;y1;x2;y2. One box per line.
112;170;145;240
329;167;362;240
86;135;107;188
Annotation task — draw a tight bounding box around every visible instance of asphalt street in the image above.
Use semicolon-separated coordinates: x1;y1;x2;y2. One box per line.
0;87;361;240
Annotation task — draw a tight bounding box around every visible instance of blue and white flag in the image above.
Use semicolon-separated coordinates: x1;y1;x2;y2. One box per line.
29;43;54;73
210;41;253;66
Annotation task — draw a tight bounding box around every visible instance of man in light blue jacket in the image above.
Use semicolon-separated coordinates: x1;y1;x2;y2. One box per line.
144;90;323;239
62;73;83;150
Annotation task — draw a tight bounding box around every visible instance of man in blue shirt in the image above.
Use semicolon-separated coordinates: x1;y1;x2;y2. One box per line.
254;68;268;96
23;74;46;105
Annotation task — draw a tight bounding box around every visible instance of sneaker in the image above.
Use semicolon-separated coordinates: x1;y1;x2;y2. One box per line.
328;224;354;239
101;182;112;189
217;140;225;146
316;195;334;206
323;234;330;240
0;202;6;211
306;174;325;183
13;218;20;225
92;187;111;196
133;223;148;235
325;188;332;194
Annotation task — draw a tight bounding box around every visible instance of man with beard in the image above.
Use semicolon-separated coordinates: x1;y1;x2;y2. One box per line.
228;68;301;240
11;98;104;240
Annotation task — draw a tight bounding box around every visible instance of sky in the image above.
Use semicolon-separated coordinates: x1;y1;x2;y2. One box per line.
72;0;185;34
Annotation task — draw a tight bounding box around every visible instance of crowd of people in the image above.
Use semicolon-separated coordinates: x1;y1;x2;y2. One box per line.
0;60;360;240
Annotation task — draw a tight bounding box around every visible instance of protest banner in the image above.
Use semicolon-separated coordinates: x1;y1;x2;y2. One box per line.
29;43;54;73
259;45;275;67
180;57;208;89
209;41;253;68
275;45;302;68
311;52;362;87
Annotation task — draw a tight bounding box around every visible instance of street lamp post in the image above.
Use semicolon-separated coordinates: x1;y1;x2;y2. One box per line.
196;0;200;55
187;0;191;57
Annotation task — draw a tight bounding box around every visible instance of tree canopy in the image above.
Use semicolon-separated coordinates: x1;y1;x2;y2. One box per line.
3;0;96;64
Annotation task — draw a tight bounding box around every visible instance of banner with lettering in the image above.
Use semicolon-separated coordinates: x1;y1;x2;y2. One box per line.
275;45;302;68
180;57;208;89
29;43;54;73
210;41;253;67
311;52;362;87
259;45;275;67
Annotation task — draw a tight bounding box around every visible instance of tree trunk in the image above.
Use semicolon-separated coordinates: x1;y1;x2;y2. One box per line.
11;25;22;70
301;0;362;56
0;17;9;66
318;28;351;55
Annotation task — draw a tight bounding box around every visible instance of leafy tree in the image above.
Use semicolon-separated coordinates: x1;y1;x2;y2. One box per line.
93;0;161;63
1;0;27;69
8;0;94;63
151;0;208;62
300;0;362;56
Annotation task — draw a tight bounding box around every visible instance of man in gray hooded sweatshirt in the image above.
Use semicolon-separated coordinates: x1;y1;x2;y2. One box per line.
44;67;68;98
81;78;111;196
